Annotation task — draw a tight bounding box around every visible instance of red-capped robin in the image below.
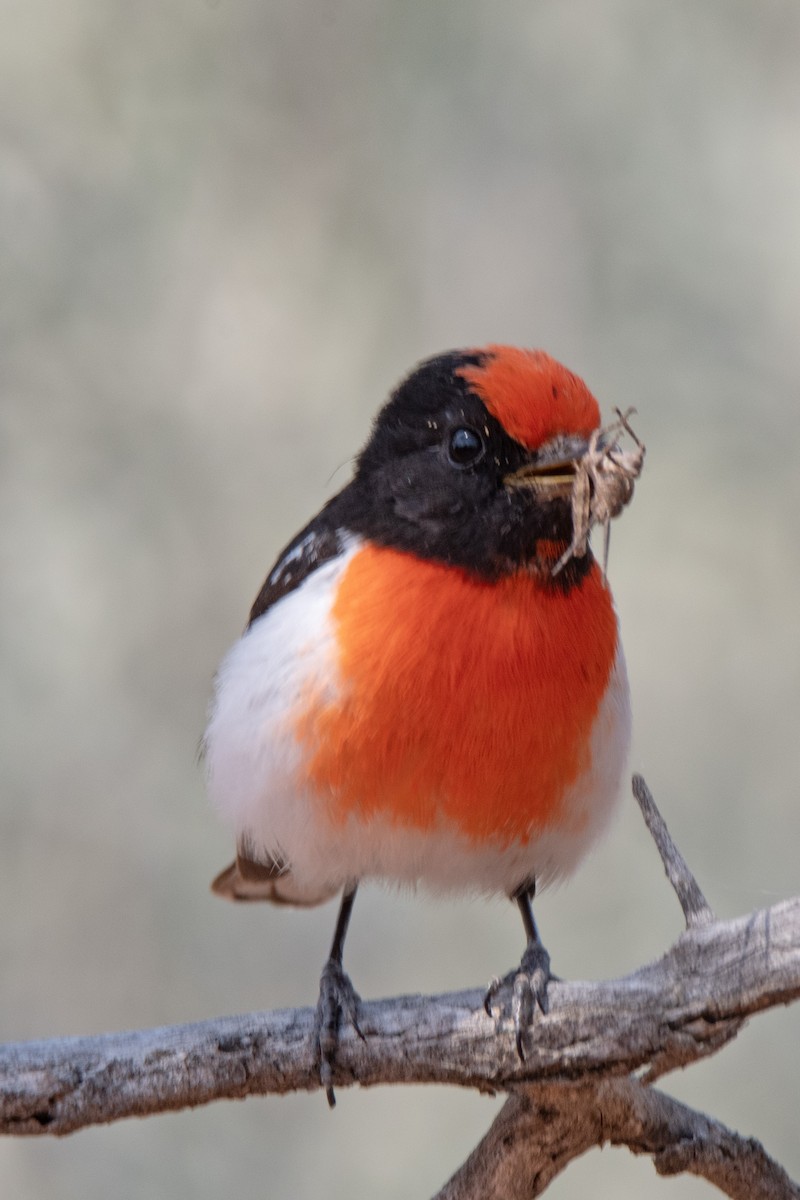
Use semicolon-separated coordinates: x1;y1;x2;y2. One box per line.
204;346;642;1104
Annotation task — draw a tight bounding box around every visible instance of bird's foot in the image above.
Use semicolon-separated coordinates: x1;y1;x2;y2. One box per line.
484;940;553;1060
313;957;364;1107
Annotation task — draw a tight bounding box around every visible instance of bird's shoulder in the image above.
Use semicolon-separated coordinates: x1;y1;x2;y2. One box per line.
247;491;352;626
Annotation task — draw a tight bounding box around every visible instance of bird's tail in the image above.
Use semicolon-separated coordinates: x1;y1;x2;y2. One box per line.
211;843;338;906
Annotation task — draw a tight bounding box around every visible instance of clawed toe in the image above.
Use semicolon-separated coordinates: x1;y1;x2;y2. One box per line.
484;941;553;1060
518;939;551;1017
313;957;364;1107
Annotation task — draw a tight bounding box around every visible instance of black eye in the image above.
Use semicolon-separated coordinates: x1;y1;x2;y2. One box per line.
447;426;485;467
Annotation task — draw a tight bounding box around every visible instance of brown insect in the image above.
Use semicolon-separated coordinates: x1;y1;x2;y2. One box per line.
552;407;645;577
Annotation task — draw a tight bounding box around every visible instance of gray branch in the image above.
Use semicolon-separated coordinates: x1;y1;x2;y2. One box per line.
1;779;798;1199
435;1080;800;1200
632;773;715;928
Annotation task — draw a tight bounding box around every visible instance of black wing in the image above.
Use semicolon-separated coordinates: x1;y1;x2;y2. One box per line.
247;494;348;627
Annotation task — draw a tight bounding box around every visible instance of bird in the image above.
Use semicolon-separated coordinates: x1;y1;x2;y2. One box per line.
203;345;641;1105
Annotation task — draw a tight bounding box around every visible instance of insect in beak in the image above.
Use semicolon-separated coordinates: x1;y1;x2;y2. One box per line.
504;410;645;578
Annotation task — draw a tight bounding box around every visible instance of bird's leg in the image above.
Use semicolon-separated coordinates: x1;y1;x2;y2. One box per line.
484;881;553;1060
313;884;363;1107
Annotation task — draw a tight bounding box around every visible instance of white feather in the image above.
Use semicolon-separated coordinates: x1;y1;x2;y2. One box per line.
205;538;359;856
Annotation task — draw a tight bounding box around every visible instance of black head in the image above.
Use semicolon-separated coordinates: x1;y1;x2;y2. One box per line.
332;347;602;585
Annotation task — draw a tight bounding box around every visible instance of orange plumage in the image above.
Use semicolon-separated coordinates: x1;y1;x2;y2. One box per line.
298;543;618;845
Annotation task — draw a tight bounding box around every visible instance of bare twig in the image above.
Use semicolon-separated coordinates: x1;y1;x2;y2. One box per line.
632;773;714;927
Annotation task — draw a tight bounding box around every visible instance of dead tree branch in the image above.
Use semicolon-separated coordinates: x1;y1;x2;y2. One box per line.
1;777;798;1199
435;1079;800;1200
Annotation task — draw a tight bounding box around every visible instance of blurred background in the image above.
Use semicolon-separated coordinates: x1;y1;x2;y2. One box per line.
1;1;799;1196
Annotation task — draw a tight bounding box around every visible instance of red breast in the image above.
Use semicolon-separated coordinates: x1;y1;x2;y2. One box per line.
296;540;619;847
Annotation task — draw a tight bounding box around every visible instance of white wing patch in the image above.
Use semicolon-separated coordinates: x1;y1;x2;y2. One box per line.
268;530;323;585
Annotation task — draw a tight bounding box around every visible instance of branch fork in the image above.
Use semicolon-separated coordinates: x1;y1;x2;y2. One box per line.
1;777;798;1200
